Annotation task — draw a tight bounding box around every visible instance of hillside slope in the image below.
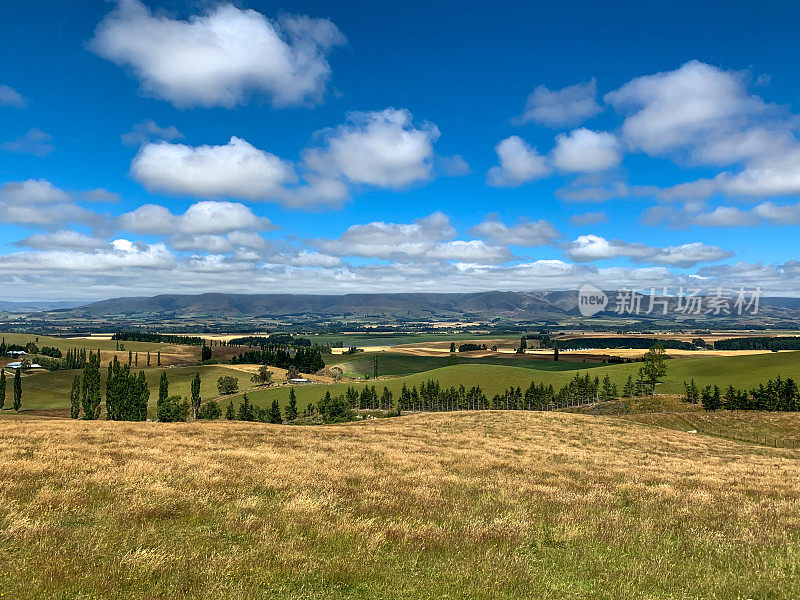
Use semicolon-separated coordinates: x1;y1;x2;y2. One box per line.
0;411;798;599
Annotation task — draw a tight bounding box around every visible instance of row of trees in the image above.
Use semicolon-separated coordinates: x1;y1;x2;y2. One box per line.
713;336;800;351
230;346;325;373
0;368;22;412
685;375;800;411
111;332;206;345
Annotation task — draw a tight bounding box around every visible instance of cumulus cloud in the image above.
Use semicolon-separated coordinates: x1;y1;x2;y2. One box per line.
313;212;455;259
514;79;602;127
552;128;621;173
83;188;121;203
0;85;24;107
605;60;770;158
569;211;608;226
119;200;273;236
0;180;101;229
602;60;800;202
302;108;439;189
131;137;296;200
470;217;559;247
15;230;110;251
487;136;549;187
0;241;175;274
90;0;345;108
564;234;732;267
1;128;54;157
424;240;512;264
122;120;184;147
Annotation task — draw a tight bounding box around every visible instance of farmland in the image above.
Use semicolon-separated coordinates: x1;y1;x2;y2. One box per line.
3;329;800;599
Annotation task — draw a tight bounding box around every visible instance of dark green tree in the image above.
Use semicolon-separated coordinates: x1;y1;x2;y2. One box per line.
201;345;212;362
449;341;456;353
197;400;221;420
237;394;255;421
82;351;102;419
225;400;235;420
70;374;81;418
12;368;22;411
285;388;298;420
0;369;5;409
640;345;668;394
622;374;634;398
158;371;169;406
191;372;201;418
267;399;282;424
157;350;161;366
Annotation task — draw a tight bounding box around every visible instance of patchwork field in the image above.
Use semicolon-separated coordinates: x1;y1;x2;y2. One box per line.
229;351;800;412
1;411;798;599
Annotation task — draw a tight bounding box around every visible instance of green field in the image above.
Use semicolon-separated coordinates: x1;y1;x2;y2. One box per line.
8;365;258;416
235;351;800;411
309;332;519;346
0;332;183;353
328;351;601;377
8;349;800;418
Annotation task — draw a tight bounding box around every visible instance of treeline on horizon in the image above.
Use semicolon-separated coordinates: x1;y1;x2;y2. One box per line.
111;332;205;346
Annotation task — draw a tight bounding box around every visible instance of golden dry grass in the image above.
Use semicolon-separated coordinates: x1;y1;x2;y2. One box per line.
1;412;799;599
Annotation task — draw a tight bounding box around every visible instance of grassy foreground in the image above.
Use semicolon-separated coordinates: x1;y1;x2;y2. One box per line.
1;412;799;599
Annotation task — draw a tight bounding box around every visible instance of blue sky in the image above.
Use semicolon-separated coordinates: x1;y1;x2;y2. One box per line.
0;0;798;300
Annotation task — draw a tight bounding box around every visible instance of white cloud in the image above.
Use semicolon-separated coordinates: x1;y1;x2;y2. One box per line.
313;212;455;259
1;129;54;157
302;108;439;188
0;180;100;229
83;188;120;203
425;240;512;264
514;79;602;127
0;241;175;273
122;120;184;147
119;200;273;236
605;60;770;158
15;231;110;251
435;155;471;177
564;234;732;267
131;136;296;201
604;60;800;202
169;231;267;253
91;0;344;109
470;217;559;247
690;206;758;228
552;128;621;173
569;211;608;226
487;136;549;187
0;85;24;108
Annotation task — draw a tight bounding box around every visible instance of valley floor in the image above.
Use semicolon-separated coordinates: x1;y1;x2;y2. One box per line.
1;411;799;599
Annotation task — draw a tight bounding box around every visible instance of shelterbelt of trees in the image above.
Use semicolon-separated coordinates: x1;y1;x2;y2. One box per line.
229;346;326;373
111;332;206;345
684;375;800;411
713;336;800;351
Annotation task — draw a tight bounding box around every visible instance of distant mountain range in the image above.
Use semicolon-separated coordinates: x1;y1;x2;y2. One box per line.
0;300;85;312
29;291;800;325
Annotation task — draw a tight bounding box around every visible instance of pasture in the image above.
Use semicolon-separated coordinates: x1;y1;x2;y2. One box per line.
1;411;798;599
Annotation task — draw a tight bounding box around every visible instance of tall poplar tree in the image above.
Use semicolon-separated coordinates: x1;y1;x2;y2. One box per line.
285;388;298;420
70;375;81;418
13;368;22;412
191;372;201;418
0;369;5;410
